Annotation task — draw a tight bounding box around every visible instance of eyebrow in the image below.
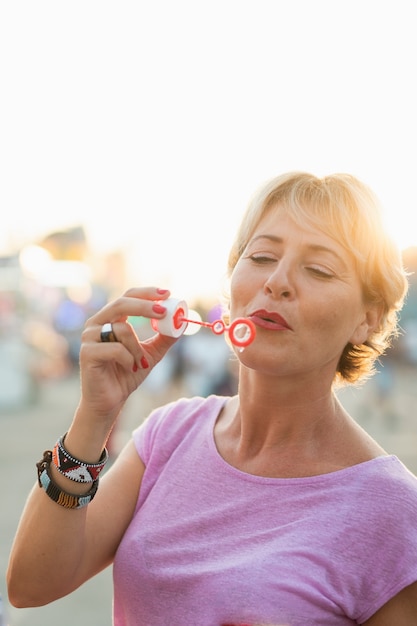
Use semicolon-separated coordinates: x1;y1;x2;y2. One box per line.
248;234;348;267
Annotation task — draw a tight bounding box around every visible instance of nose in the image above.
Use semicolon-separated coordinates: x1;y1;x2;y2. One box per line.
264;259;293;299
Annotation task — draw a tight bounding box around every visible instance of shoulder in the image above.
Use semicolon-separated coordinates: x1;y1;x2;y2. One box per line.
133;395;229;463
136;394;229;437
311;457;417;623
344;457;417;621
342;456;417;534
354;456;417;507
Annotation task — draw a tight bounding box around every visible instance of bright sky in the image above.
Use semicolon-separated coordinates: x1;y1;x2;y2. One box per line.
1;1;416;302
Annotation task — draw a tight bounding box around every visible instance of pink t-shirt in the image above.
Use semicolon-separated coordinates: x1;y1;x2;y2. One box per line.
113;395;417;625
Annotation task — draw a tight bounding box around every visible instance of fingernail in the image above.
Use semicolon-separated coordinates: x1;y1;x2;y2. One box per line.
152;303;166;314
140;356;149;369
132;362;138;373
157;288;169;294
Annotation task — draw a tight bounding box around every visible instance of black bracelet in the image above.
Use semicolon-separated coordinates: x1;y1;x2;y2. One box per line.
36;450;99;509
52;433;108;483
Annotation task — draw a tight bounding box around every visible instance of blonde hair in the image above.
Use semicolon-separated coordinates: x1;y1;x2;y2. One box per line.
227;172;409;385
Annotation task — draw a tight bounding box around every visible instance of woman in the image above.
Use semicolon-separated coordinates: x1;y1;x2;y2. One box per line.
7;172;417;624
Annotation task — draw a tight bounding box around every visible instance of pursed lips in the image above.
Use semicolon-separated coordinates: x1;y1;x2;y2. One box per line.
249;309;292;331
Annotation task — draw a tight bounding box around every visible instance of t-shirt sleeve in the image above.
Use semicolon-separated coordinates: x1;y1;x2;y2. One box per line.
132;396;210;464
131;395;217;512
133;399;176;466
345;465;417;623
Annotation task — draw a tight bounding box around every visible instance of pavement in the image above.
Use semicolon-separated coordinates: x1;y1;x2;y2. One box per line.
1;361;417;626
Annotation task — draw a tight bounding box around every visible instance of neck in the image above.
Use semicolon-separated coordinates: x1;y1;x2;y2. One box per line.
240;391;340;447
215;369;351;477
219;393;353;479
238;365;340;435
215;371;384;478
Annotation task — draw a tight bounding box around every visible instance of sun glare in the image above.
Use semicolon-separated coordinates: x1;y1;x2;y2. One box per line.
384;216;416;253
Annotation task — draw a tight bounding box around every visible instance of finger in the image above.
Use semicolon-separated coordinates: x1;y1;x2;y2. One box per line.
82;287;181;376
89;287;171;326
85;340;140;373
97;320;150;372
96;317;180;374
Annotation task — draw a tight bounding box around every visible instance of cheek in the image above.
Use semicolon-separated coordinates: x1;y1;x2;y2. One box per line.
228;273;249;321
309;297;363;343
229;265;248;299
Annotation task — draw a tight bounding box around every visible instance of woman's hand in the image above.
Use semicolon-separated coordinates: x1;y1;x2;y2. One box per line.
77;286;178;430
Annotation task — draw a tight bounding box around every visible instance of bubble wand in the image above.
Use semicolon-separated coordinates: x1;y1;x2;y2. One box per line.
151;298;256;348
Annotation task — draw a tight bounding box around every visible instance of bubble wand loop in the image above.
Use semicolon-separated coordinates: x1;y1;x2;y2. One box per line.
180;315;256;348
152;298;256;348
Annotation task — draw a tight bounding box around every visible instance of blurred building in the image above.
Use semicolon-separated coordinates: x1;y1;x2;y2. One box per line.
0;225;128;410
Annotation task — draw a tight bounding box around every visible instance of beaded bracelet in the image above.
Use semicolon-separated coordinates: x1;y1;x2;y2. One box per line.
37;450;99;509
52;433;108;483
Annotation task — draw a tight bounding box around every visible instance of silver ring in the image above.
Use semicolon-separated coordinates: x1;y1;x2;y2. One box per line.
100;323;118;343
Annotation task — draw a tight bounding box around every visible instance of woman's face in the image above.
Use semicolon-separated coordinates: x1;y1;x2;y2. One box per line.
230;207;376;381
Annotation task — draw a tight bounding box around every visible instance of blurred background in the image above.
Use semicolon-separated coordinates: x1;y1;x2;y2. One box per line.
1;1;416;624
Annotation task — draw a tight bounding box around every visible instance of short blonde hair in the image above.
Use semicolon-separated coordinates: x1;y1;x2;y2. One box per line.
227;172;409;385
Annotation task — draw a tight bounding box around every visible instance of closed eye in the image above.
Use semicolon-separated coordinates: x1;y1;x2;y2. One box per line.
307;266;334;278
248;254;277;264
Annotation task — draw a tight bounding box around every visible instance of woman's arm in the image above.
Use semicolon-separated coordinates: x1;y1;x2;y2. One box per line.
363;580;417;625
6;286;178;607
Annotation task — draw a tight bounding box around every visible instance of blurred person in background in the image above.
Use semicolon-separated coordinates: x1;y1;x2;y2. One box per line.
7;172;417;625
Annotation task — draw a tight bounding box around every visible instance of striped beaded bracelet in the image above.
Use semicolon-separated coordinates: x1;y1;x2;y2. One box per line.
37;450;98;509
52;433;108;483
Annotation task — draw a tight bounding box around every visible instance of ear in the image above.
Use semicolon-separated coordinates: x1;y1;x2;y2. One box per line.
349;303;383;345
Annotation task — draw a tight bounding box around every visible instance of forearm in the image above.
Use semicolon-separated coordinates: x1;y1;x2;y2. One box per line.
7;481;92;606
7;420;111;607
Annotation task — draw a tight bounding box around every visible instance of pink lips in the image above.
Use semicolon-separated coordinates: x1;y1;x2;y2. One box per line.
249;309;292;331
